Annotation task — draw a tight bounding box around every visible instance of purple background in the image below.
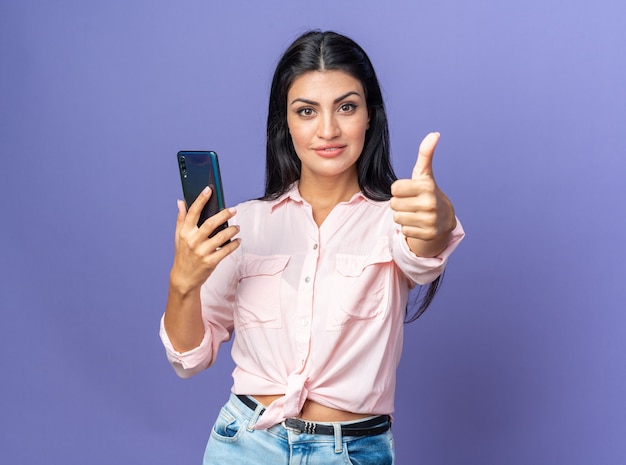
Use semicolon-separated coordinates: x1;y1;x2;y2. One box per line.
1;1;625;464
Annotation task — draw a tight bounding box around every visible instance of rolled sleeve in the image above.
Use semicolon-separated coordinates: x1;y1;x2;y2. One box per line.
159;315;214;378
159;249;238;378
393;217;465;285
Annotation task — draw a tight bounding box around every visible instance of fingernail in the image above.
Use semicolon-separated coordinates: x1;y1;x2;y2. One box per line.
202;186;211;195
228;207;237;214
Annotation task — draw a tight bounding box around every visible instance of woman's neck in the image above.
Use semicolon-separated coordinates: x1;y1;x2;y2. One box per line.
298;172;360;226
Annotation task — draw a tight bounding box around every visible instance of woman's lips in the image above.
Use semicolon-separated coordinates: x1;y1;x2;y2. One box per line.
313;145;347;158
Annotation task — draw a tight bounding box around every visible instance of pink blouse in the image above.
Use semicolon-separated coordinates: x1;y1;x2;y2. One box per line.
160;183;464;429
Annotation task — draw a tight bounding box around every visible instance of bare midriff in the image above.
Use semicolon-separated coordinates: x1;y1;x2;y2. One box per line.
252;394;372;422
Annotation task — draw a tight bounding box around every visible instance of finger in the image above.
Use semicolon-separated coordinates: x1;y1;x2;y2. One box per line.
203;236;241;264
185;186;212;226
174;199;187;237
197;224;241;254
400;224;440;242
214;236;241;255
390;194;437;215
412;132;440;179
198;207;237;238
393;210;437;230
390;178;436;199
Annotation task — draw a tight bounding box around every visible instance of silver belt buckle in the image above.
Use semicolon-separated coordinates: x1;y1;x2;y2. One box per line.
282;420;302;434
282;419;317;435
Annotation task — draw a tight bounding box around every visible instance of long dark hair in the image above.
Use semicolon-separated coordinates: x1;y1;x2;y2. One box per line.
262;30;441;320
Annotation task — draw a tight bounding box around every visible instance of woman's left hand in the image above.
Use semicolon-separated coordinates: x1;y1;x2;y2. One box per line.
390;132;457;258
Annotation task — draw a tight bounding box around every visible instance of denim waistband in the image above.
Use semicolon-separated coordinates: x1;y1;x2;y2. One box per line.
235;394;391;437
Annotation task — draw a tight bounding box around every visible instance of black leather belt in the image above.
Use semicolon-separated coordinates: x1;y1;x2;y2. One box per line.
236;394;391;437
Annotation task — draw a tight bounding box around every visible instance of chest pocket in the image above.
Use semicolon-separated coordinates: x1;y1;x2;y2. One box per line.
236;254;290;330
327;238;394;330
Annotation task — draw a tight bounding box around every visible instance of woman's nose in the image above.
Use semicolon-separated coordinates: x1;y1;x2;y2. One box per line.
316;114;341;139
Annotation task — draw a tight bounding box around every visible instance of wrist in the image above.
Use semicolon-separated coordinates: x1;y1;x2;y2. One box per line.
168;269;202;298
406;232;451;258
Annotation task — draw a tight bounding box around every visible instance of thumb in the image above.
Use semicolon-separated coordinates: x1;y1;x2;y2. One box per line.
175;199;187;235
412;132;440;179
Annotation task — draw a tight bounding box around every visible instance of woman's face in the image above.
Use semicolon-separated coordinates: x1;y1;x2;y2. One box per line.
286;70;369;185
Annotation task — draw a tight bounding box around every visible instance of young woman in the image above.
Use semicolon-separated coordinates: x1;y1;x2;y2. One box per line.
161;30;464;464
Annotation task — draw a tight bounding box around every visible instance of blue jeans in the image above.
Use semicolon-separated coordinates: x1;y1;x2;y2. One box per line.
203;393;395;464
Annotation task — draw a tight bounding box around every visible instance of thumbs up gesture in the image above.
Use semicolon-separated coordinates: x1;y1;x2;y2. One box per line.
390;132;457;258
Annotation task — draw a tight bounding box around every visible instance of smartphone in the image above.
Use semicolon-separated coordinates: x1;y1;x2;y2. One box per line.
177;151;229;238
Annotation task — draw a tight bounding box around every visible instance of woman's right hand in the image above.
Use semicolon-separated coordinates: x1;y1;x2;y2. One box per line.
164;186;240;352
170;186;241;295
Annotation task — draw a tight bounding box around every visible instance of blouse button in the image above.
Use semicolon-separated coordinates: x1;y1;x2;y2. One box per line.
313;243;318;250
305;276;311;283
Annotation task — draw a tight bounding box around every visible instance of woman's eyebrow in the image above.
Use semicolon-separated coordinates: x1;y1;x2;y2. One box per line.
333;91;361;103
290;91;363;106
290;97;318;106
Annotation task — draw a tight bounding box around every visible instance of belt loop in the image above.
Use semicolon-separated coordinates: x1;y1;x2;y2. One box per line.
247;402;265;432
332;423;342;453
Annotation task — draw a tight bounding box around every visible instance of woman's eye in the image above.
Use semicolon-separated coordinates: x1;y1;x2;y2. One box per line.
339;103;356;112
298;108;314;116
